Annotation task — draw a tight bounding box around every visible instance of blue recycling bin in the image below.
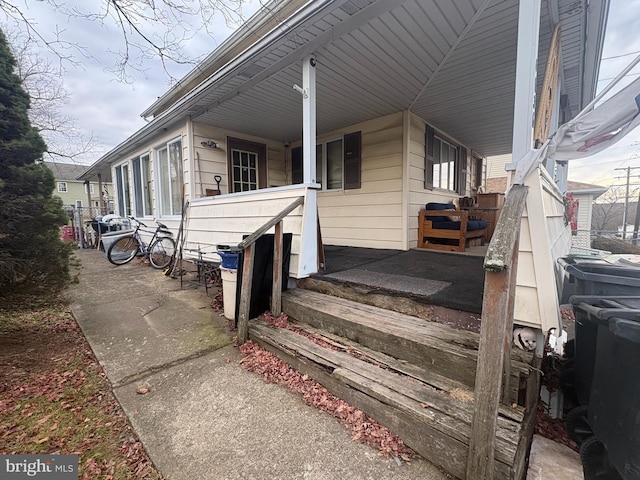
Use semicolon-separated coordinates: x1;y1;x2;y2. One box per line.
217;245;241;270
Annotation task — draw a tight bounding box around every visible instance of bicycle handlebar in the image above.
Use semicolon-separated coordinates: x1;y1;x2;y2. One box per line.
128;216;169;232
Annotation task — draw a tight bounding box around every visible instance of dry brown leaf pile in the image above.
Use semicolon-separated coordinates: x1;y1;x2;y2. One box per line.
238;340;414;461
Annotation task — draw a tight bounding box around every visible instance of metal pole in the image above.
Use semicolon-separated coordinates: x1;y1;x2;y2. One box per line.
633;188;640;245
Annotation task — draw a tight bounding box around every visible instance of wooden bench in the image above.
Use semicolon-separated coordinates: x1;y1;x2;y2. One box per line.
418;209;487;252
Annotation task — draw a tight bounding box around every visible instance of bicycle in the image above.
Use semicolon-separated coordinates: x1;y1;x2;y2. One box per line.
106;217;176;269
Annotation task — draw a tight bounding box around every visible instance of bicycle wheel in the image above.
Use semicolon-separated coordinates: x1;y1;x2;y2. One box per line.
107;236;140;266
148;236;176;269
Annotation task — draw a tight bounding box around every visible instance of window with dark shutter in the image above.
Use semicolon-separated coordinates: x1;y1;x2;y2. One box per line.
291;146;303;184
343;131;361;190
424;125;435;190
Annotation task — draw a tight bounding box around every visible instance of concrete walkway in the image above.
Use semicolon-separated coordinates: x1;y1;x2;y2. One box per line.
68;249;450;480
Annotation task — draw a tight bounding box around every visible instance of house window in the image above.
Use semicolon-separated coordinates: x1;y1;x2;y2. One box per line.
83;183;95;194
473;154;484;190
132;153;152;217
231;149;259;192
316;139;343;190
115;163;131;217
227;137;267;193
433;137;458;191
57;182;68;193
156;139;183;216
424;125;463;193
292;131;361;190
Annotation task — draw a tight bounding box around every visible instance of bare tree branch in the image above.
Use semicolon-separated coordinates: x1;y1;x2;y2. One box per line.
5;27;97;162
1;0;254;82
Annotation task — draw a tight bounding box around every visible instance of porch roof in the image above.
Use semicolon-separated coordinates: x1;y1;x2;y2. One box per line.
81;0;608;180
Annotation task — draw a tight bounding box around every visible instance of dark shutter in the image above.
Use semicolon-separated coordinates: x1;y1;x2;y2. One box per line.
291;146;303;184
424;125;434;190
458;146;468;194
343;131;361;190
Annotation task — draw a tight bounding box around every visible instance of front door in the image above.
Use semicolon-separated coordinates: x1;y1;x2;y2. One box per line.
227;137;267;193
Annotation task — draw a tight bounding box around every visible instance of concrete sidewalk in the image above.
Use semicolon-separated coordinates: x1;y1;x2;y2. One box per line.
68;249;449;480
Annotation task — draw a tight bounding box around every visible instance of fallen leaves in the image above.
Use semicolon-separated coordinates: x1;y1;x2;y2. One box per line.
238;339;415;461
0;298;162;479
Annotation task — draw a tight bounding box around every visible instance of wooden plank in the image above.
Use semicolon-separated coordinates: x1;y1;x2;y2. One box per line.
249;322;513;480
533;23;561;146
334;368;518;467
237;244;255;344
283;289;531;383
293;322;525;424
251;322;522;445
467;185;528;479
271;221;283;315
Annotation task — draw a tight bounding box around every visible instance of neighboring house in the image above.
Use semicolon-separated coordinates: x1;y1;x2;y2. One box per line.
44;161;113;213
80;0;609;334
566;181;608;249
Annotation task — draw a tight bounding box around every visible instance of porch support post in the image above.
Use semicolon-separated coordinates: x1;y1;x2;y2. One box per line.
302;55;317;185
97;174;105;214
85;180;92;217
509;0;541;172
298;54;319;278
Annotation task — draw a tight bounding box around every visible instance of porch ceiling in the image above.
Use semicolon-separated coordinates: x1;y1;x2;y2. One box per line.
187;0;597;157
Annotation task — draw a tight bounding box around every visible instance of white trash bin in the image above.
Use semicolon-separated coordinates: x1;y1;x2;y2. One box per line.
220;267;238;320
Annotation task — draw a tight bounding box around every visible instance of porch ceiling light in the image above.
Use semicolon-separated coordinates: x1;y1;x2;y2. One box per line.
201;140;218;148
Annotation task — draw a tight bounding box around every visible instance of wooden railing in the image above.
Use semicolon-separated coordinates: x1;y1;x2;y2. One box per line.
236;196;305;344
466;184;529;479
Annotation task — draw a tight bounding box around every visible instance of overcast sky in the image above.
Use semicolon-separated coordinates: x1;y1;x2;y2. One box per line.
3;0;639;188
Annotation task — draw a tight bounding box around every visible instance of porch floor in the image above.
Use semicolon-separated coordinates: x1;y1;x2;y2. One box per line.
302;245;488;332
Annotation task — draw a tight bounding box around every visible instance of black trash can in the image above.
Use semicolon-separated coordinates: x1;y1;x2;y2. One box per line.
234;233;293;325
562;262;640;405
569;296;640;406
587;314;640;479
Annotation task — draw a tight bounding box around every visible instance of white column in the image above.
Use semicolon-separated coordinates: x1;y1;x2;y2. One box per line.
302;55;317;185
510;0;541;171
298;55;318;277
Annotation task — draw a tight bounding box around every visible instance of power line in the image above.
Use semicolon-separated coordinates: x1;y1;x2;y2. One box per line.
601;51;640;61
598;72;640;82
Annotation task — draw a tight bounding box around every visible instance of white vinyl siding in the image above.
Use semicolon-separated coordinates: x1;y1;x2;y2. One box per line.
317;112;404;249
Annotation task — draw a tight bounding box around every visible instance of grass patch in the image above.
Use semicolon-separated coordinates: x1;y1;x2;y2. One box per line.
0;294;162;479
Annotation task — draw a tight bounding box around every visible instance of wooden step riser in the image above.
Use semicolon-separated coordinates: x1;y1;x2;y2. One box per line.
249;324;517;480
283;295;523;395
298;277;483;332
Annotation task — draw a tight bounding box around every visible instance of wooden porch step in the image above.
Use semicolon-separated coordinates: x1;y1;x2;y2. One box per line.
249;319;530;479
282;288;532;402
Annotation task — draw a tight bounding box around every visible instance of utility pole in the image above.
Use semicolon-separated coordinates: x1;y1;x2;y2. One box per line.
614;166;640;240
634;188;640;245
